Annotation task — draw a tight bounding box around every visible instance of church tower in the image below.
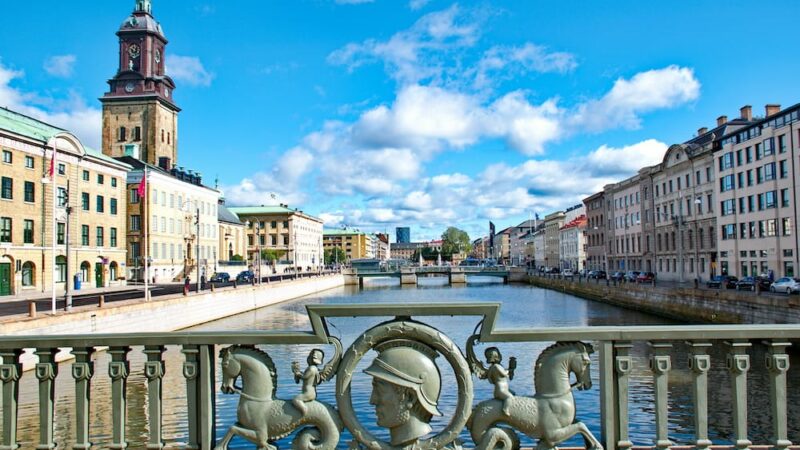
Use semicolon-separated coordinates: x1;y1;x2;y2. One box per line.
101;0;180;170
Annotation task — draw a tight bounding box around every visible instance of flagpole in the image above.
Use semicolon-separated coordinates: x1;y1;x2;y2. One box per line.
50;140;57;315
143;167;149;301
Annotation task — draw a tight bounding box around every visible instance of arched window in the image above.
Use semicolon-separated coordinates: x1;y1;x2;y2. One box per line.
56;256;67;282
80;261;91;283
109;261;118;280
22;261;35;287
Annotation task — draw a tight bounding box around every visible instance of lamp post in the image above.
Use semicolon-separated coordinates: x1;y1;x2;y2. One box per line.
181;200;201;293
62;181;73;311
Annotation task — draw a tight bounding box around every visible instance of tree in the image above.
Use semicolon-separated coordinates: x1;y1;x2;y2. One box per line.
441;227;472;258
324;248;347;265
260;249;286;263
230;254;244;262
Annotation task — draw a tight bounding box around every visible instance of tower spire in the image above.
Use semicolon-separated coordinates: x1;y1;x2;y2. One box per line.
134;0;152;14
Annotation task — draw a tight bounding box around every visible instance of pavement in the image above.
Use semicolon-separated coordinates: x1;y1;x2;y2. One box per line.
0;271;340;320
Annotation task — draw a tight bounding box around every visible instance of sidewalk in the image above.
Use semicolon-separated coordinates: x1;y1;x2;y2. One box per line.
2;284;147;304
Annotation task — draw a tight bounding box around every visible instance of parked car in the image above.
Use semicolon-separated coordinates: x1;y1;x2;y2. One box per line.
706;275;738;289
210;272;230;283
236;270;256;283
755;276;772;291
610;271;625;282
591;270;607;280
735;277;756;291
770;277;800;294
548;267;560;274
561;269;575;277
636;272;656;283
624;271;641;282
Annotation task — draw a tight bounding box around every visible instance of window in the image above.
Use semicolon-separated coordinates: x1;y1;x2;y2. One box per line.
779;160;788;178
763;137;774;157
755;143;763;160
765;190;777;209
130;215;141;231
669;180;673;192
57;187;67;207
655;185;660;197
677;178;681;190
766;219;777;237
707;194;713;212
738;197;745;214
55;256;66;283
97;174;104;185
96;227;104;247
721;224;736;240
778;134;786;153
110;198;118;215
705;167;712;182
745;146;753;163
737;172;744;188
23;220;33;244
719;152;734;170
57;222;65;245
721;199;735;216
81;225;89;246
695;170;701;185
111;177;117;188
781;188;790;207
283;220;289;228
118;126;126;141
756;167;763;183
23;181;34;203
96;195;104;213
110;228;117;247
699;228;704;249
746;170;753;186
2;150;11;163
736;150;743;166
80;192;89;211
82;170;89;181
23;156;34;169
130;189;140;203
747;195;755;212
720;175;735;192
133;126;141;141
21;261;34;286
739;223;747;239
0;217;10;242
1;177;12;199
782;218;792;236
763;163;776;181
57;163;65;175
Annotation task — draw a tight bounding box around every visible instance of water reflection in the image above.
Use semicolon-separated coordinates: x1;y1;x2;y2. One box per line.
8;283;799;449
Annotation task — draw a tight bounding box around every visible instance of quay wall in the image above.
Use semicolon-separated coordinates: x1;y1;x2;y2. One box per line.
527;274;800;324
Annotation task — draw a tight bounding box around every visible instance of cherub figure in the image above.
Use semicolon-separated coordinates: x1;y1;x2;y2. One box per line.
467;334;517;416
290;338;342;415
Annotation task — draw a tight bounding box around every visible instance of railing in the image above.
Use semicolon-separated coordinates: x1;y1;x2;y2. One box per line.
0;303;797;450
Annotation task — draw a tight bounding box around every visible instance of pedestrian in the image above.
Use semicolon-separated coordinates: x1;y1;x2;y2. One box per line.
183;276;190;295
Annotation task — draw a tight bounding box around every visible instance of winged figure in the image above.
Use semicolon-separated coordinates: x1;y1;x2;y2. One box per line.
291;336;343;414
466;334;516;415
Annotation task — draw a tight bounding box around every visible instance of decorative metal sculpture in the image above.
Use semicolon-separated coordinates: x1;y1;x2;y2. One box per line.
216;343;343;450
291;338;343;414
336;319;474;450
466;334;517;416
467;341;603;450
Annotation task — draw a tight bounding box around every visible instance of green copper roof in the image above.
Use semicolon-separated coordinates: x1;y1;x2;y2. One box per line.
228;206;297;215
323;229;367;236
0;107;66;142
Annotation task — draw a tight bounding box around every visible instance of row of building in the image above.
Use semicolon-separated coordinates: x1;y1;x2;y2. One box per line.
474;103;800;282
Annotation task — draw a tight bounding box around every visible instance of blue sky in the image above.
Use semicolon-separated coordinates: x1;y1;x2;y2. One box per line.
2;1;800;241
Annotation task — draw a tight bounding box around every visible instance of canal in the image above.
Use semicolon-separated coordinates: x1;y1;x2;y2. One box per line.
9;278;800;448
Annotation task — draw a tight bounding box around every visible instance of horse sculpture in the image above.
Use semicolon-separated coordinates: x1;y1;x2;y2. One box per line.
216;345;343;450
468;341;603;450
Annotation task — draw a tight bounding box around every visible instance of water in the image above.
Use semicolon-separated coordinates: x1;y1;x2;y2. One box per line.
8;278;800;449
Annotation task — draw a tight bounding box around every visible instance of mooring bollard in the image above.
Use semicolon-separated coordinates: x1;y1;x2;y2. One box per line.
210;282;215;292
98;295;105;308
233;279;237;288
29;301;36;318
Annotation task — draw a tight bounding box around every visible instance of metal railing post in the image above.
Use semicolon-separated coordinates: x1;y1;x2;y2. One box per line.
764;340;792;450
614;342;633;450
108;346;131;450
144;345;166;450
687;341;712;450
0;349;23;450
71;347;94;450
182;345;201;450
199;345;216;450
35;348;58;450
598;341;617;450
726;340;752;450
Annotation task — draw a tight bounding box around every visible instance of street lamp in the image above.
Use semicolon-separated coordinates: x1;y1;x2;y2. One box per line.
181;200;201;293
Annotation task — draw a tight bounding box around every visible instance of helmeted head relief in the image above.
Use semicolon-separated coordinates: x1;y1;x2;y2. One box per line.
364;339;442;417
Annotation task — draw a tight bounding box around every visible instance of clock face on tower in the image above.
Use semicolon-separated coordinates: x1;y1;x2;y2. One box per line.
125;82;135;93
128;43;140;59
155;49;161;63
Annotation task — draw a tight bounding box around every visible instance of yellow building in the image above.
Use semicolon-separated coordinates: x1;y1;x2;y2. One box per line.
229;205;323;270
218;199;247;264
323;229;373;261
0;107;131;296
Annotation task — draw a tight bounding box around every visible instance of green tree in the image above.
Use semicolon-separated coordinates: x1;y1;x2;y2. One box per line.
324;248;347;265
229;254;244;262
260;249;286;263
441;227;472;258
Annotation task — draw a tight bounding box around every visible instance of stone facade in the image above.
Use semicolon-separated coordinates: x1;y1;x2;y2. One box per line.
605;175;644;273
543;211;565;270
583;191;606;271
233;206;324;270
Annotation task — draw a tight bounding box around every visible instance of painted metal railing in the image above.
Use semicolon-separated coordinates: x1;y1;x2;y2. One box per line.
0;303;797;450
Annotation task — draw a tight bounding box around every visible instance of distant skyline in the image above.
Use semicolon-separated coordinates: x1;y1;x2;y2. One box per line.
2;1;800;241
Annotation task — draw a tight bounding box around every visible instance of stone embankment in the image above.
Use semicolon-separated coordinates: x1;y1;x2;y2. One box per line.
527;274;800;324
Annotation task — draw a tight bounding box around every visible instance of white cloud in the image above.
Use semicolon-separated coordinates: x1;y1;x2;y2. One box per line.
571;65;700;132
583;139;667;176
0;61;101;148
409;0;431;10
44;55;76;78
166;55;214;87
335;0;374;3
474;43;577;89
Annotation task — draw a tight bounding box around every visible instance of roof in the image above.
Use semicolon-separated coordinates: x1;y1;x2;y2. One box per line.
228;205;296;215
323;229;367;236
0;107;130;169
218;203;243;225
117;156;216;191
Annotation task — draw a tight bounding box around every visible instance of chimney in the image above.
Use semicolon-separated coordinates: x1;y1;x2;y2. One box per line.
698;127;708;136
765;104;781;117
740;105;752;121
717;115;728;126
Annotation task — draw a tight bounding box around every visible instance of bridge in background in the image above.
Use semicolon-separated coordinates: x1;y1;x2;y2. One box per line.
344;266;511;286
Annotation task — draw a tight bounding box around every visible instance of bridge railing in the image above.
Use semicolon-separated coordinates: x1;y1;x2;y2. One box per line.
0;303;797;450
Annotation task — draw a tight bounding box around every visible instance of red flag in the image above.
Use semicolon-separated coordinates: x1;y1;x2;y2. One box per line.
137;171;147;197
49;149;56;178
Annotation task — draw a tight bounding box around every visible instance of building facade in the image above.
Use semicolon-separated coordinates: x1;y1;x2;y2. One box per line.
324;229;372;262
231;206;324;270
532;228;546;270
559;215;587;271
543;211;565;270
217;198;247;264
605;175;644;273
0;108;130;295
395;227;410;244
583;191;606;271
715;104;800;278
375;233;390;260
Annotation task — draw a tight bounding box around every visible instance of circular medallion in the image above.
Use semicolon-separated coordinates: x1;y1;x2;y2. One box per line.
128;43;140;59
336;319;473;450
155;49;161;64
125;82;135;93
